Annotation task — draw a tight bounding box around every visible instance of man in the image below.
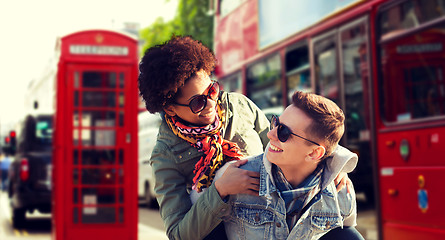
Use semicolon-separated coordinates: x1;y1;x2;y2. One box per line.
220;91;363;240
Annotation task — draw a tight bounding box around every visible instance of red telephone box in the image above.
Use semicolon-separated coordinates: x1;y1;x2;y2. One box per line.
52;30;139;240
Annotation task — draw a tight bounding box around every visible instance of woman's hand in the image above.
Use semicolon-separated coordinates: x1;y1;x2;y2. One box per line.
334;172;353;193
214;159;260;199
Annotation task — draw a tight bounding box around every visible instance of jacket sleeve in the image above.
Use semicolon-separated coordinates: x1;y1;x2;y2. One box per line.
150;142;231;240
342;184;358;227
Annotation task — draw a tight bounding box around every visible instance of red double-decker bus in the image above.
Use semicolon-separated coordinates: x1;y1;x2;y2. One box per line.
213;0;445;239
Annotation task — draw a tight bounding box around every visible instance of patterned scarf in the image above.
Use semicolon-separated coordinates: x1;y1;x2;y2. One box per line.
165;101;243;192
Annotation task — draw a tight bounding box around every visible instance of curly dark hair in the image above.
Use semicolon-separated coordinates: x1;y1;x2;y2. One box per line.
138;35;217;113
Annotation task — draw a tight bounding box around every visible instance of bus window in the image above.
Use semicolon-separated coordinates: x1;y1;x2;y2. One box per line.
219;71;243;93
312;19;374;201
246;54;282;110
380;0;445;40
285;43;311;100
341;20;371;146
379;0;445;123
313;33;340;104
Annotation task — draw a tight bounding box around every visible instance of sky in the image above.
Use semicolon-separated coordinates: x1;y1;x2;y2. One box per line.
0;0;178;134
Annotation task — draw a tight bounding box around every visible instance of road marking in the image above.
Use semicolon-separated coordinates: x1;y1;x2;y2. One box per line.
3;193;166;239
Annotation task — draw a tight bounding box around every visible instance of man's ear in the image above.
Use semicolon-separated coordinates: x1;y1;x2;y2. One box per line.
164;105;177;117
307;146;326;162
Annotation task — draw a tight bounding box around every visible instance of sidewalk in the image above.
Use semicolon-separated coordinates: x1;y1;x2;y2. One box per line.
356;193;378;240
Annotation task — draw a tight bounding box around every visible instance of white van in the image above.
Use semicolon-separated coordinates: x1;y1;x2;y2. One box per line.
138;111;161;207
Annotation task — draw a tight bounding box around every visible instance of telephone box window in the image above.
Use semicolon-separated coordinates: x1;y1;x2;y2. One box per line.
73;169;79;185
82;110;116;127
73;111;79;127
118;168;124;184
119;111;124;127
74;129;115;146
74;72;80;88
119;207;124;223
82;207;116;224
119;92;124;107
119;150;124;165
73;149;79;165
82;91;116;107
81;150;116;165
81;168;116;185
119;188;124;203
82;72;117;88
119;73;125;88
82;188;116;204
74;91;79;106
73;208;79;223
73;188;79;203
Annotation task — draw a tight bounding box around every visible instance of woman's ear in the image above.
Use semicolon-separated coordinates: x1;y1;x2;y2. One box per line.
164;105;177;117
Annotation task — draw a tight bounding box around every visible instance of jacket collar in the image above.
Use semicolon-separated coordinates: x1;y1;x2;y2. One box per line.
259;144;277;196
320;145;358;190
258;143;358;195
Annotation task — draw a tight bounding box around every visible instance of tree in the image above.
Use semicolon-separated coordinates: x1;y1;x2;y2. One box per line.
139;17;181;55
175;0;214;48
139;0;214;55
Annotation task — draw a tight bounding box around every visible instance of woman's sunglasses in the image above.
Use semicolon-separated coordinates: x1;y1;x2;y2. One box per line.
271;115;320;146
174;81;220;113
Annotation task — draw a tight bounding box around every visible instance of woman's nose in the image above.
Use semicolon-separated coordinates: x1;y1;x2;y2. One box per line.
267;126;277;141
206;97;217;110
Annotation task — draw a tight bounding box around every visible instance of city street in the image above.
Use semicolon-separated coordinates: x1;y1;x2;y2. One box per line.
0;190;378;240
356;193;378;240
0;192;167;240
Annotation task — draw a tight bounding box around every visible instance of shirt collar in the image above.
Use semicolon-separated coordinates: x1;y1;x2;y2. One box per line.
259;143;325;196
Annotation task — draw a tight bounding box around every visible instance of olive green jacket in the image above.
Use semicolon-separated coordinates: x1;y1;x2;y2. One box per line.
150;92;270;240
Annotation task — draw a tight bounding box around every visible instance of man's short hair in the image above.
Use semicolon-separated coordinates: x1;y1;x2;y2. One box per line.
291;91;345;157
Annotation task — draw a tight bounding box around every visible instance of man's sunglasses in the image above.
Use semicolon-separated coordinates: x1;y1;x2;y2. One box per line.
174;81;220;113
271;115;320;146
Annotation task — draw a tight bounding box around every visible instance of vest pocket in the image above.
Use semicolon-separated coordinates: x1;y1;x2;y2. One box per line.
234;205;275;226
311;214;341;231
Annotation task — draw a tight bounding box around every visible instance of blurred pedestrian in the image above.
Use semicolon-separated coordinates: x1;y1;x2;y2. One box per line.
1;154;12;191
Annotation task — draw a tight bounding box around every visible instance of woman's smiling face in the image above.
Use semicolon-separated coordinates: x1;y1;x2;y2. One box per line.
164;69;218;126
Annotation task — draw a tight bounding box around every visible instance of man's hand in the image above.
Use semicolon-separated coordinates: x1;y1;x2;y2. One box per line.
334;172;353;193
214;159;260;199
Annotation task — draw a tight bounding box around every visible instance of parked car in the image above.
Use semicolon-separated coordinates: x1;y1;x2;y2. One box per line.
8;114;53;228
138;112;161;208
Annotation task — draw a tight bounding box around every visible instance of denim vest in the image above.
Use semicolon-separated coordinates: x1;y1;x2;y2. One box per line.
222;145;358;240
